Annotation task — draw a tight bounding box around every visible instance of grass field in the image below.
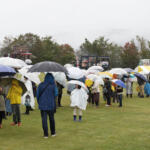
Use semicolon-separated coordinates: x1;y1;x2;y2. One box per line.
1;91;150;150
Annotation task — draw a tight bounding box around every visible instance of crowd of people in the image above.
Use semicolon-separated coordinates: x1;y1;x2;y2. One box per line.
0;70;150;139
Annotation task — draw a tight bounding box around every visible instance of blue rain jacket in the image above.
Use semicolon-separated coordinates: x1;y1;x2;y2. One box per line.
144;82;150;96
37;73;58;111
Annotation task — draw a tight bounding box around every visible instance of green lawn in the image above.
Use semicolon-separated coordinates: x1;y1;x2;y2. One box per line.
1;91;150;150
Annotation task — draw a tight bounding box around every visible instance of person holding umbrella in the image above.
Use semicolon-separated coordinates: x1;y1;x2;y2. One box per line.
112;79;126;107
7;79;23;126
36;73;58;138
68;80;89;122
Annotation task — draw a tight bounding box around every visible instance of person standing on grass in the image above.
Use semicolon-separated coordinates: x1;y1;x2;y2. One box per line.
37;73;58;138
125;75;133;98
70;85;88;122
116;85;123;107
7;79;23;126
91;81;100;107
0;87;6;128
103;78;112;106
56;82;64;107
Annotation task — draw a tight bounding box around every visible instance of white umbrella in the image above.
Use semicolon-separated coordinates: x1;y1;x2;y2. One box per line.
18;65;41;84
86;69;99;75
52;72;67;87
109;68;127;75
88;66;104;72
87;74;104;85
64;64;73;69
67;67;85;79
25;59;32;64
0;57;27;69
67;80;88;93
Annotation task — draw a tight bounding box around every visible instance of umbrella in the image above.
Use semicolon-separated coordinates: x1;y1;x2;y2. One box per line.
109;68;127;75
88;66;104;72
0;65;16;76
52;72;67;87
135;66;150;75
112;79;126;88
124;68;134;73
98;72;113;79
67;67;85;79
25;59;32;64
28;61;68;74
0;76;27;95
0;57;27;69
134;73;147;82
86;69;99;75
87;74;104;85
64;64;73;69
67;80;88;93
18;65;41;85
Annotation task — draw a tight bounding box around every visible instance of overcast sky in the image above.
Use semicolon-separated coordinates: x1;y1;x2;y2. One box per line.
0;0;150;49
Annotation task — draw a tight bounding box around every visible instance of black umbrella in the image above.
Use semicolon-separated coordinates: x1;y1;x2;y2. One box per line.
0;78;27;95
28;61;68;74
134;73;147;82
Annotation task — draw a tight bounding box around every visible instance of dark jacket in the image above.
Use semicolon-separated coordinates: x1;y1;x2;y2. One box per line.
137;77;145;86
103;80;112;96
36;73;58;111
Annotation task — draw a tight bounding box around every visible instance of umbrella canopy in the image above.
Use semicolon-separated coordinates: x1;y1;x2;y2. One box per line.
124;68;134;73
25;59;32;64
0;65;16;76
109;68;127;75
67;80;88;93
98;72;113;79
64;64;73;69
67;67;85;79
86;69;99;75
112;79;126;88
135;66;150;75
28;61;68;74
0;76;27;95
134;73;147;82
88;66;104;72
52;72;67;87
18;65;41;85
87;74;104;85
0;57;27;69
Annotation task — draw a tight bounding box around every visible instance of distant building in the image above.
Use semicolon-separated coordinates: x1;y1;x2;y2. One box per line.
11;46;32;60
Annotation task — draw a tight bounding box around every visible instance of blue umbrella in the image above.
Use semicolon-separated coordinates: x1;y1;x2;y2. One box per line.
0;65;16;76
134;73;147;82
112;79;126;88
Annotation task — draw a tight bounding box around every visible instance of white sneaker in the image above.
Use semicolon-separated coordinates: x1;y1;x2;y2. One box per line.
105;104;110;107
44;136;48;139
52;134;56;137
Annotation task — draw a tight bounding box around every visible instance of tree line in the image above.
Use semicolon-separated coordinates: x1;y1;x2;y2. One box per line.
0;33;150;69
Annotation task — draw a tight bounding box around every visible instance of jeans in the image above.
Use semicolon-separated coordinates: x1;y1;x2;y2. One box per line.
40;110;55;136
117;94;122;107
11;104;21;123
106;95;111;105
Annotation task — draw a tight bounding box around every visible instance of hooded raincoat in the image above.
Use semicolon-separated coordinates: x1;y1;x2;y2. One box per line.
7;79;23;104
36;73;58;111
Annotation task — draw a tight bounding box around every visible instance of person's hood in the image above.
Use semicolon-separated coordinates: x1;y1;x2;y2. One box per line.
12;79;19;86
44;73;55;84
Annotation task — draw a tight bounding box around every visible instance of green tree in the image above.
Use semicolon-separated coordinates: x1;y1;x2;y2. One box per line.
121;41;139;68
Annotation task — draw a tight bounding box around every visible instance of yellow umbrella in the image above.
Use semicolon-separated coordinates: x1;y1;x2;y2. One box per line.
98;72;113;78
85;79;93;87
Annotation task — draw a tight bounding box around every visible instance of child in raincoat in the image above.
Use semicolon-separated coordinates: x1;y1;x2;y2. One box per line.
70;85;88;121
7;79;23;126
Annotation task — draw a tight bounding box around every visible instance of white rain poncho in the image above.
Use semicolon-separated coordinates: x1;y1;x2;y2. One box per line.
22;79;35;108
70;88;88;110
